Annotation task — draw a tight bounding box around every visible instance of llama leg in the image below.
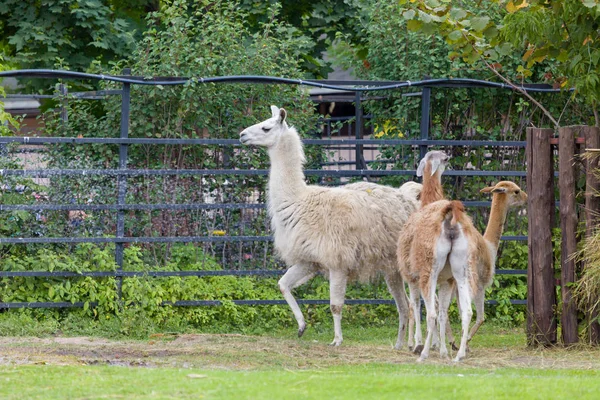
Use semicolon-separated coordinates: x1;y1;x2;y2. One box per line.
446;280;458;351
468;288;485;343
329;268;348;346
408;305;415;351
453;279;473;362
417;275;439;362
449;245;472;362
278;263;318;337
437;281;454;359
384;270;410;350
408;282;423;353
431;297;441;351
418;238;450;362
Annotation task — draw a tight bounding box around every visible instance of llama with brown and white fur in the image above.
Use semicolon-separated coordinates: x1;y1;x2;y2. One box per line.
398;150;452;352
239;105;421;348
402;181;527;362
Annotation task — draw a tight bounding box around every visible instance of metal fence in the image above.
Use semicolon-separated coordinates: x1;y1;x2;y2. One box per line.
0;69;563;310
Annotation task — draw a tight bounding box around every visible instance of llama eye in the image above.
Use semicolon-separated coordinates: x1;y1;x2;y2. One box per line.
515;190;520;194
262;127;271;132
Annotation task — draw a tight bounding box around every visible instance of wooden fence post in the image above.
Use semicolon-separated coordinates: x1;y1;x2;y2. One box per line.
526;127;558;346
584;126;600;344
559;126;579;345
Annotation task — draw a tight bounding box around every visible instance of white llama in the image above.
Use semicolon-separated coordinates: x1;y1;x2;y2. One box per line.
239;106;420;348
402;181;527;362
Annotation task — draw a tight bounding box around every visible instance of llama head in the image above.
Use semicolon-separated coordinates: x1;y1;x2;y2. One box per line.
239;105;288;148
480;181;528;207
416;150;450;178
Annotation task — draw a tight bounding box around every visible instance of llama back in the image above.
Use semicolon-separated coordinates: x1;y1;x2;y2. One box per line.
270;184;419;282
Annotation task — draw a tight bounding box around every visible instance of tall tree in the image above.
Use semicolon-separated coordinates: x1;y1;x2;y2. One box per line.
399;0;600;126
0;0;156;71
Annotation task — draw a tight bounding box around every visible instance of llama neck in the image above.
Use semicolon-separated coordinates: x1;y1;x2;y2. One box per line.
420;165;444;207
483;195;510;250
267;128;307;203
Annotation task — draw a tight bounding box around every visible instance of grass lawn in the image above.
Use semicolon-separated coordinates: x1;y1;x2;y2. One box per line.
2;363;599;400
1;324;599;399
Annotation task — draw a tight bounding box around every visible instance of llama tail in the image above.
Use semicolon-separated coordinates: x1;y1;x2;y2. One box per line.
441;201;465;241
441;200;465;225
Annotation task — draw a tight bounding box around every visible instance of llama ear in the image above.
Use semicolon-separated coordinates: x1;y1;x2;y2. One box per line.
416;158;427;177
279;108;287;124
270;105;279;119
428;158;441;176
481;186;506;194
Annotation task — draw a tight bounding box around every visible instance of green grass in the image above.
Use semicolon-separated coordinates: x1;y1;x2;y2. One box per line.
1;315;599;399
1;363;598;400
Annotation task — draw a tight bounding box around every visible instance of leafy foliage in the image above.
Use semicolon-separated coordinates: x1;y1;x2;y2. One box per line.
398;0;600;124
23;0;321;267
0;0;138;72
0;244;401;335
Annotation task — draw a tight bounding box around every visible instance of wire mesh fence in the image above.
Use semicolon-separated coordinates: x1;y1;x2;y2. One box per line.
0;69;562;309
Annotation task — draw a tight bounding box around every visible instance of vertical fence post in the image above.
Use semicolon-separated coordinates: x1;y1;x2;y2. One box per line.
526;127;557;346
558;126;579;345
59;83;68;125
354;90;366;170
115;68;131;301
584;125;600;344
419;83;431;162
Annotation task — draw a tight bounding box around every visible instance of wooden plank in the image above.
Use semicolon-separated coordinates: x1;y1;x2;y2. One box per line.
549;137;585;145
526;127;558;346
559;126;579;345
584;126;600;344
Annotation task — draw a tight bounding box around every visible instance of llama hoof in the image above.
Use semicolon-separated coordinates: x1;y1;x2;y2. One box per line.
329;339;342;347
413;344;424;355
298;324;306;338
394;342;403;350
416;355;427;363
439;351;449;360
451;342;459;352
453;354;465;363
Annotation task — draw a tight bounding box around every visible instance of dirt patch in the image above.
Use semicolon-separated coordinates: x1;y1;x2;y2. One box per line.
0;334;599;370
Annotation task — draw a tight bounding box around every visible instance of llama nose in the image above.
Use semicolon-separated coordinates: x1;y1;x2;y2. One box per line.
239;130;248;143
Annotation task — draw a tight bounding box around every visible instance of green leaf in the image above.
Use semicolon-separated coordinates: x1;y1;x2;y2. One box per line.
483;25;498;39
495;43;513;56
583;0;596;8
421;22;437;35
448;30;463;41
402;9;416;20
418;10;432;24
449;8;467;20
470;16;490;32
406;20;423;31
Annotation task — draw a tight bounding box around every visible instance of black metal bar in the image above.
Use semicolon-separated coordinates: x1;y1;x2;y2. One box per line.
0;168;529;177
0;268;526;278
0;236;273;244
354;91;367;170
0;235;526;244
0;136;528;146
0;298;527;309
59;84;68;124
0;200;550;212
115;68;131;300
419;79;432;161
0;69;568;92
0;203;267;211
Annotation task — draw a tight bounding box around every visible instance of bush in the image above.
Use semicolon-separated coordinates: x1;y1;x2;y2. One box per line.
0;244;402;337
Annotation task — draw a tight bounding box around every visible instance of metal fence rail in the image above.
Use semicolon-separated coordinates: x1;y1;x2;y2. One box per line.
0;69;559;310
